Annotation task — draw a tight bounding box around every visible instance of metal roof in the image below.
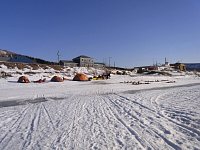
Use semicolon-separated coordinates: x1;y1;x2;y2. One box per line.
73;55;92;59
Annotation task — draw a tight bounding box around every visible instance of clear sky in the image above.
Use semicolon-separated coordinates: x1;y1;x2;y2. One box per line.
0;0;200;67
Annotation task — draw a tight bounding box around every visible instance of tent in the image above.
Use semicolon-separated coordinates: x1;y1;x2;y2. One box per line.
73;73;89;81
18;76;30;83
51;76;64;82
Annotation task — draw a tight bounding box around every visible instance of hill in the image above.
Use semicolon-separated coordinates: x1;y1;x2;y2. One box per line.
0;49;57;65
185;63;200;71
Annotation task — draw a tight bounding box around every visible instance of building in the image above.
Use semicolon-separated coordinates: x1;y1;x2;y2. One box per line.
72;55;94;67
170;63;186;71
94;62;106;69
135;66;158;73
60;55;105;68
59;60;78;68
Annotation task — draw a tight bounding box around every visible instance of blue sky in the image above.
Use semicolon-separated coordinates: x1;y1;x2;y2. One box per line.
0;0;200;67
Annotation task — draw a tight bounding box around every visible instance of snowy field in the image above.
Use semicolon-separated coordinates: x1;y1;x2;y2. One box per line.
0;68;200;149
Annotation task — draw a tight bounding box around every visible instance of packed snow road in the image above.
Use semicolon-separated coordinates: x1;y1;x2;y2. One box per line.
0;85;200;150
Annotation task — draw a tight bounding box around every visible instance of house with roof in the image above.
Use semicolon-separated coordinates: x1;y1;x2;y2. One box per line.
170;63;186;71
60;55;105;68
72;55;94;67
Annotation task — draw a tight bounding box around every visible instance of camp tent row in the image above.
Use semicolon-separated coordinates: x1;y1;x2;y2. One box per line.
17;73;89;83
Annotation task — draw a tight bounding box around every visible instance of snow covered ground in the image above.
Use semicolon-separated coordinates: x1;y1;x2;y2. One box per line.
0;66;200;149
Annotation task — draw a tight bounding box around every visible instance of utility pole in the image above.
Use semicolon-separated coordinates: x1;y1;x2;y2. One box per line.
153;58;155;66
57;50;60;63
103;58;106;64
109;57;112;67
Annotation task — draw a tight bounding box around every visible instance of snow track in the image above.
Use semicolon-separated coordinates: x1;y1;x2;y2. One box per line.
0;85;200;149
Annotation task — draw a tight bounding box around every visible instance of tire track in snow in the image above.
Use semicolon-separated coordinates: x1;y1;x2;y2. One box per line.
41;103;55;130
20;104;42;150
22;101;60;150
160;110;200;137
102;95;149;149
81;95;135;149
98;97;120;148
50;114;76;149
87;96;115;149
50;97;84;149
120;87;200;149
115;93;155;112
0;112;20;130
68;98;83;149
1;84;200;149
0;105;31;149
116;95;181;149
105;94;182;150
106;95;161;149
148;88;200;142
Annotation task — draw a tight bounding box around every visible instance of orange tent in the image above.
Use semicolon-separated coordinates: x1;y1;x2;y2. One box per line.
18;76;30;83
51;76;64;82
73;73;89;81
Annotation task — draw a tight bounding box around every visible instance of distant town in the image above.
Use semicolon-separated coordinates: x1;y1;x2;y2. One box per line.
0;49;200;72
